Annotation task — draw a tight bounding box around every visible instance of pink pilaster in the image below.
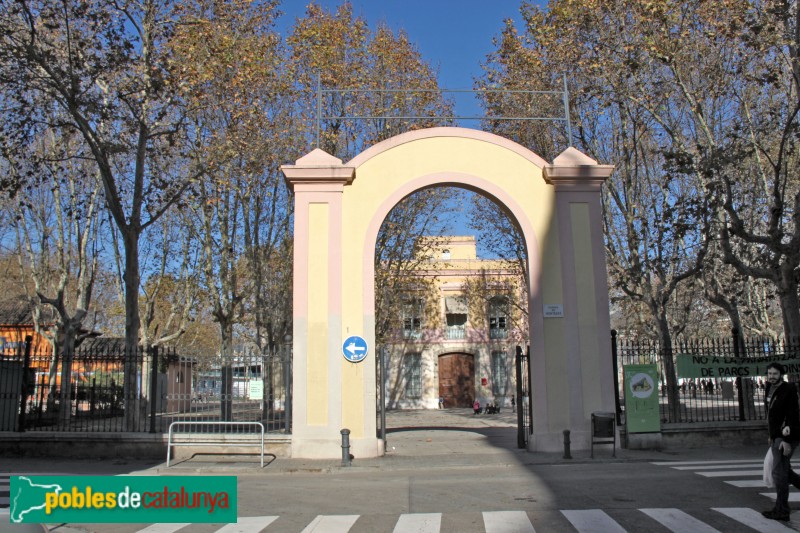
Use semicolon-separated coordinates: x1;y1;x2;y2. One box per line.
282;149;354;453
544;148;615;442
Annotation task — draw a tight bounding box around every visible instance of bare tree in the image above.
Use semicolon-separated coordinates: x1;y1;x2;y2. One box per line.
1;0;201;429
3;127;102;420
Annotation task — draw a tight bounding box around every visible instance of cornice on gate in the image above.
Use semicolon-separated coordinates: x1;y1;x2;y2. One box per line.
543;147;615;191
346;127;550;169
281;148;355;190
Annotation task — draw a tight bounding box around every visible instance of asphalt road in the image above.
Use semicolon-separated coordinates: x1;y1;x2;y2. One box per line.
20;455;792;533
1;409;794;532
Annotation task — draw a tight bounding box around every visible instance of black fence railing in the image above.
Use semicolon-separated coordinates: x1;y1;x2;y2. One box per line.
0;343;292;434
515;345;531;448
613;330;800;425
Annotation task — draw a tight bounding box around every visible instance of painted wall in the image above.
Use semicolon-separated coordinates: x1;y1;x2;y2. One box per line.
0;326;51;358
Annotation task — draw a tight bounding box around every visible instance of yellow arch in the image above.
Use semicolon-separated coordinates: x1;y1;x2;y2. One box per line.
283;127;615;459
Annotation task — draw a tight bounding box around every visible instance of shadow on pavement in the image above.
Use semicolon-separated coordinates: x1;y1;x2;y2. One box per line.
383;408;521;458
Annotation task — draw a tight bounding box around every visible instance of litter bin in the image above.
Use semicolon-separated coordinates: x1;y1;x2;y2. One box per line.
591;411;616;458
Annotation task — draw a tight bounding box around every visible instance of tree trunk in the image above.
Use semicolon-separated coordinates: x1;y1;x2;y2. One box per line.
220;319;234;421
654;310;681;423
778;264;800;342
58;331;76;425
123;230;143;431
47;346;60;414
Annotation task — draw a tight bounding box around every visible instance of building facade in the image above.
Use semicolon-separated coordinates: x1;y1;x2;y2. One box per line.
383;236;526;410
0;298;54;357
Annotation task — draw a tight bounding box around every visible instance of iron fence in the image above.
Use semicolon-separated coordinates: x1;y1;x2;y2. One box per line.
613;330;800;425
515;345;532;448
0;342;292;434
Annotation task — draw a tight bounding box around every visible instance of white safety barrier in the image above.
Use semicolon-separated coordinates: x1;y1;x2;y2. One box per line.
166;421;265;467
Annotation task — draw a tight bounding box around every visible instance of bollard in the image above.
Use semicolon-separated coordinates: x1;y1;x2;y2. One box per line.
563;429;572;459
341;428;352;466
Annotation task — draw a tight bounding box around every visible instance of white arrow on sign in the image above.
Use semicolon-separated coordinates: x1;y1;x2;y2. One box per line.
345;341;366;355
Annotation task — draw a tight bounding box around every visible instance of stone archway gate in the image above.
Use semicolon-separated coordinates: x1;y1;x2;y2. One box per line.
281;127;615;459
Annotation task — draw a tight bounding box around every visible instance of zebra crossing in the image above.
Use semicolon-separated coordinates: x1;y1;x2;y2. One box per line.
0;473;8;509
651;457;800;502
4;466;800;532
0;508;796;532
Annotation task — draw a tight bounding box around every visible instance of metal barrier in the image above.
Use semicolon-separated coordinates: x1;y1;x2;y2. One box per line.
166;420;265;467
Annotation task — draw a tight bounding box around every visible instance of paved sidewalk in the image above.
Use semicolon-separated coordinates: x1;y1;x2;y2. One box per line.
168;407;765;476
1;408;767;476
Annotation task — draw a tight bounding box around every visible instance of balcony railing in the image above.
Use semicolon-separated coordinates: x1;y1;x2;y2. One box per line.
489;328;508;339
445;326;466;340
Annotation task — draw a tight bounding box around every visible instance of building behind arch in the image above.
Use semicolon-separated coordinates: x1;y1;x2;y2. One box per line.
382;235;526;410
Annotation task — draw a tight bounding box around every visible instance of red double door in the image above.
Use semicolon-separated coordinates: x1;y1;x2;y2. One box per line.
438;353;474;408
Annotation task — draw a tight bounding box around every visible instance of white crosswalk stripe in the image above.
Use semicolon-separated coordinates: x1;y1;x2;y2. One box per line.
651;458;800;503
639;508;721;533
697;469;763;477
653;459;767;481
7;504;800;532
392;512;441;533
134;525;191;533
562;510;625;533
652;459;762;466
482;511;535;533
0;474;8;509
726;479;768;487
6;507;800;533
760;492;800;502
672;463;762;470
300;514;360;533
216;516;279;533
713;507;797;532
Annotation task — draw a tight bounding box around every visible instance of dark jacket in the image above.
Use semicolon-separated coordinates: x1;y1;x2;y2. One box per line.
765;381;800;441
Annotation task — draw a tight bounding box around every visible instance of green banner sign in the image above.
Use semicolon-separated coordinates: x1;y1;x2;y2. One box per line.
624;364;661;433
676;354;800;379
9;475;237;524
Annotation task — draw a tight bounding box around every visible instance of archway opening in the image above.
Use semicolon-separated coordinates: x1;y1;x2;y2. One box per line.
374;185;529;436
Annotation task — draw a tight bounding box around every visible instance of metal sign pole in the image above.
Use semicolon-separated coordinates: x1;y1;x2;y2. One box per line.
563;74;572;146
316;73;322;148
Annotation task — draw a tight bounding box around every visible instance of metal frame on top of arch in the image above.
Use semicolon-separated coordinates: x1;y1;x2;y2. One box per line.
315;74;573;149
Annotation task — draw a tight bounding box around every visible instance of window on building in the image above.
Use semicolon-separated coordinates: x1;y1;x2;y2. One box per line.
488;296;509;339
444;296;468;339
441;249;451;260
492;351;508;396
402;297;424;339
404;353;422;398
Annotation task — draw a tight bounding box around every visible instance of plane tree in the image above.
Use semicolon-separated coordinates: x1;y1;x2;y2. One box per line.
0;0;201;429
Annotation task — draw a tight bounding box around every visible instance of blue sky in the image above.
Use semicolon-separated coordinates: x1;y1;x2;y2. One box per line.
277;1;531;118
276;1;537;250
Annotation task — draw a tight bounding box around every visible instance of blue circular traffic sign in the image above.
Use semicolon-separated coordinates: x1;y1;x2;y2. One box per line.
342;335;368;362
